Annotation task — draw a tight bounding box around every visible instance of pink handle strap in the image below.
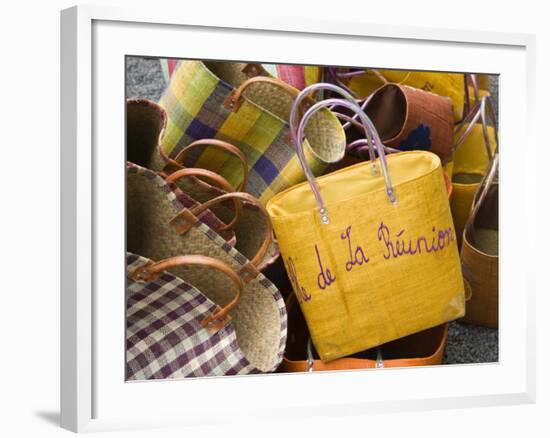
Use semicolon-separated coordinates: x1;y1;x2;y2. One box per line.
289;83;397;225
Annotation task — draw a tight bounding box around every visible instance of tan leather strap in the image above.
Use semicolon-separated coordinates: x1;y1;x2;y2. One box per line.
190;192;272;269
165;139;249;192
130;255;243;333
165;167;241;232
223;76;314;113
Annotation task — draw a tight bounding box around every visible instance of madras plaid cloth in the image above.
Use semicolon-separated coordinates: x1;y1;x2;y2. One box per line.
127;252;258;379
159;60;344;203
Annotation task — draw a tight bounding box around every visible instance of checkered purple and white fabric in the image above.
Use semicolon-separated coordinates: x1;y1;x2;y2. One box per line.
126;252;257;379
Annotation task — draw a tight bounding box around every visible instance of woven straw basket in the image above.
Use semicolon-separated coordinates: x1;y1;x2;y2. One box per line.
164;166;280;273
126;163;287;371
127;98;280;268
126;252;282;378
159;61;346;202
364;83;455;163
127;99;237;244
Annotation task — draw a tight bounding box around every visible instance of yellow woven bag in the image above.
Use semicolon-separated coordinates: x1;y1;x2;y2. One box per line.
450;97;498;249
343;69;465;122
266;84;465;361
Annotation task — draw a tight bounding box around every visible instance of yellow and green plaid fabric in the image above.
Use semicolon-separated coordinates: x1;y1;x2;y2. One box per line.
159;61;345;203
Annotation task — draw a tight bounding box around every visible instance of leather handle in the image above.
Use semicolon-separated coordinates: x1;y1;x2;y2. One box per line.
130;255;244;333
190;192;272;268
165;139;249;192
165;167;241;232
223;76;310;113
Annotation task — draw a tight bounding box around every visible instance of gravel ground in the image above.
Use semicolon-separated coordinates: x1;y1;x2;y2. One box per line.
126;56;498;365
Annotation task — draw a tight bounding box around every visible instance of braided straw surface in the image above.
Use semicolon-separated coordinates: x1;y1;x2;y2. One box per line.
204;61;345;163
127;164;286;371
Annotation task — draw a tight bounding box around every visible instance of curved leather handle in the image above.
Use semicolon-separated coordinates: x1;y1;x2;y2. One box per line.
223;76;311;113
130;255;243;332
166;139;249;192
165;167;241;232
190;192;272;268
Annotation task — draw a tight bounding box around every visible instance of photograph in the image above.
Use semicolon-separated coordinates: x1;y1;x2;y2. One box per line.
2;0;546;435
125;58;499;380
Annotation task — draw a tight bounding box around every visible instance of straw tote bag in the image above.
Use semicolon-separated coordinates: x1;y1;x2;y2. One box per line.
127;253;278;378
165;167;280;273
460;154;499;328
127;100;238;243
280;294;448;372
339;69;465;122
363;83;455;164
127;163;287;369
266;83;465;361
127;99;248;225
158;60;346;202
156;137;280;274
450;97;498;249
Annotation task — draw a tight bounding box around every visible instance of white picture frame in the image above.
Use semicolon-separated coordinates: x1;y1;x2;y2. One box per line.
60;4;536;433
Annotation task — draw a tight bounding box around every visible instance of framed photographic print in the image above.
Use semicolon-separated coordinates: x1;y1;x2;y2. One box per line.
61;4;535;433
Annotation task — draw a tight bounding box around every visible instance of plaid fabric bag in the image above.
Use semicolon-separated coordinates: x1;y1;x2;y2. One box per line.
158;60;346;202
127;252;284;379
127;163;287;374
